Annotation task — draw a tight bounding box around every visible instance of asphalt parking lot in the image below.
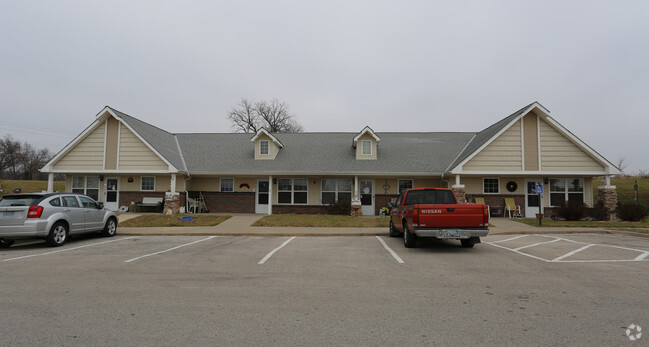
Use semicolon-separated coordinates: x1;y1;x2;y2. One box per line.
1;233;648;346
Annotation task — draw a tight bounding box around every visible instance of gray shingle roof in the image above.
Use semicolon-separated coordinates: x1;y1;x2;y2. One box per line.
106;103;544;176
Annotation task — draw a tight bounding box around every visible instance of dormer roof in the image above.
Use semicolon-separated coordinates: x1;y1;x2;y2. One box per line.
250;128;284;148
353;126;380;147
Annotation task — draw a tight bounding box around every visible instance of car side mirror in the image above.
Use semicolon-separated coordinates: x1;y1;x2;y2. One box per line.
97;202;104;209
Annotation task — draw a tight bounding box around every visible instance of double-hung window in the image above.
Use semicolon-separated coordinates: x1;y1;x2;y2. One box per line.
550;178;584;206
141;176;155;191
278;178;308;204
321;178;352;204
361;140;372;155
398;179;413;193
72;176;99;200
220;178;234;192
260;140;269;155
483;178;500;194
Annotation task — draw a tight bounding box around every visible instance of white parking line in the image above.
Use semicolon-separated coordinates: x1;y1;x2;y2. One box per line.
635;252;649;261
3;237;136;262
376;236;404;264
552;244;594;262
258;237;295;264
124;236;217;263
490;235;529;243
513;238;560;251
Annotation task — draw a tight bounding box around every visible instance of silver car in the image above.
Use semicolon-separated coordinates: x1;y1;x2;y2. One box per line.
0;193;118;248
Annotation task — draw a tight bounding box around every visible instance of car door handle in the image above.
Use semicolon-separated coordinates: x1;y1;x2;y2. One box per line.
64;209;71;212
446;208;455;212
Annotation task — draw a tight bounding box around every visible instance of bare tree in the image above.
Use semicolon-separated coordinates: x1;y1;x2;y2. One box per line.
227;98;303;133
616;157;628;176
20;143;51;180
0;135;23;179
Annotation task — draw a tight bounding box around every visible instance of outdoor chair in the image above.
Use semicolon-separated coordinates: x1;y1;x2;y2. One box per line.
504;198;522;218
474;197;490;216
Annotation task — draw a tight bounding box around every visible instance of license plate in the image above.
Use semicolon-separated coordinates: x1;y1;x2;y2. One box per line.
440;230;461;238
2;211;15;218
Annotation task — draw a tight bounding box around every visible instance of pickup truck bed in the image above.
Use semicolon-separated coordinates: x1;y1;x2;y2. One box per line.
389;188;489;248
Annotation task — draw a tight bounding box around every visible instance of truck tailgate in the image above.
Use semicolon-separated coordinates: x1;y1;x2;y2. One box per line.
417;204;487;228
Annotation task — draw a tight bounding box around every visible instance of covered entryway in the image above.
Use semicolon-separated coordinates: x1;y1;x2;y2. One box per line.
360;179;374;216
525;179;543;218
255;180;269;214
104;177;119;211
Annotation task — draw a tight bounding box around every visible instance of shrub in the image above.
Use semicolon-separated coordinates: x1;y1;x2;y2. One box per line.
557;200;587;221
587;202;609;221
326;200;351;215
617;202;649;221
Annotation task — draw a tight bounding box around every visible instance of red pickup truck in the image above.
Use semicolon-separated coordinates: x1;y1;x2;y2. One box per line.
389;188;489;248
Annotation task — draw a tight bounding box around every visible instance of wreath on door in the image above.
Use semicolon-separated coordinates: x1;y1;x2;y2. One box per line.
506;181;517;192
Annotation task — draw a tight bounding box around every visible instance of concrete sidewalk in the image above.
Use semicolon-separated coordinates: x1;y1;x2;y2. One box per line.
116;214;615;237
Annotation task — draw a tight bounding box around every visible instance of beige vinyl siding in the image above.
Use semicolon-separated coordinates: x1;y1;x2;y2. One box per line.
523;112;539;171
53;123;106;170
355;134;378;160
119;175;184;192
118;124;168;170
254;134;280;160
188;176;256;193
104;117;120;170
539;121;604;172
463;122;523;171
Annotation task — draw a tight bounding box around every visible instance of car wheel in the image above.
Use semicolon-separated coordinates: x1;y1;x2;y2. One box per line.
0;239;15;248
389;219;400;237
460;238;475;248
46;222;68;247
403;223;416;248
102;217;117;237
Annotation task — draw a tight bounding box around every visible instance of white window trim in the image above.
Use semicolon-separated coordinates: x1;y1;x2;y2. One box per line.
361;140;372;155
483;177;500;194
141;176;156;191
72;176;100;199
549;178;585;207
278;178;308;205
220;178;235;192
321;178;353;204
260;140;270;155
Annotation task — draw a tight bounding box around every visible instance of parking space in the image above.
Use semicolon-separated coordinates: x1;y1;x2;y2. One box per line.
1;233;649;345
484;234;649;263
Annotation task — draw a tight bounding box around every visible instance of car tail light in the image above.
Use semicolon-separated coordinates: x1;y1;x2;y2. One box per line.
483;206;489;226
412;208;419;227
27;206;44;218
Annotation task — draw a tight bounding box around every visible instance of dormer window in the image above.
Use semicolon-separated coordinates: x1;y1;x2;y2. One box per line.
353;126;380;160
251;128;284;160
260;140;269;155
361;140;372;155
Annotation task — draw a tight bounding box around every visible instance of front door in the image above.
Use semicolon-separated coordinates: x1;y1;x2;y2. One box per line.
525;180;542;218
360;180;374;216
255;180;269;214
104;178;119;211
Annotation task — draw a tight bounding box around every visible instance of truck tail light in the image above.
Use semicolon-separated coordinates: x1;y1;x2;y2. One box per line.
483;206;489;226
412;208;419;227
28;206;44;218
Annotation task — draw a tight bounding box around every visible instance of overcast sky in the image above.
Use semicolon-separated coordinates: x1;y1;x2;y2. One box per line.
1;1;647;173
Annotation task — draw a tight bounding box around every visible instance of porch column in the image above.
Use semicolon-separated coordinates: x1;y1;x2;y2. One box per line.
598;176;618;221
47;173;54;192
451;175;466;204
268;175;273;215
170;174;177;193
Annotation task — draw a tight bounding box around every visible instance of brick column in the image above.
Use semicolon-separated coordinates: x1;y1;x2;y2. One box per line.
163;192;181;214
597;186;618;221
452;185;466;204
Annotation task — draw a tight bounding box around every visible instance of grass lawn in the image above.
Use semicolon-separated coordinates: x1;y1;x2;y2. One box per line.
0;179;65;197
514;218;649;230
253;214;391;228
119;214;231;227
592;176;649;206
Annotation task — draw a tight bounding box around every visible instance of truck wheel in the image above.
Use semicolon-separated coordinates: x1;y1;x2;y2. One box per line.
461;238;475;248
403;223;416;248
389;220;401;237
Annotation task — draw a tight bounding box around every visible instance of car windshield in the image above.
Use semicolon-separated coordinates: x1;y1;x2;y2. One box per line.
0;195;44;207
404;190;455;205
